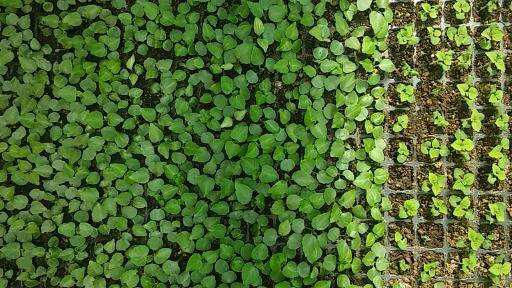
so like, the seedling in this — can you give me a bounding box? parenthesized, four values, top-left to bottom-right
(397, 142, 410, 164)
(420, 261, 439, 283)
(397, 24, 420, 46)
(462, 252, 478, 274)
(457, 48, 473, 70)
(432, 110, 448, 128)
(394, 231, 408, 250)
(487, 139, 509, 184)
(436, 50, 454, 72)
(446, 25, 471, 47)
(489, 256, 511, 284)
(401, 62, 419, 78)
(468, 228, 485, 250)
(479, 23, 504, 50)
(419, 3, 440, 21)
(451, 129, 474, 160)
(453, 0, 471, 20)
(449, 195, 474, 220)
(399, 198, 420, 218)
(420, 138, 449, 160)
(396, 83, 415, 104)
(457, 80, 478, 106)
(393, 114, 409, 133)
(486, 51, 506, 73)
(421, 172, 447, 196)
(428, 27, 442, 45)
(430, 197, 448, 217)
(487, 202, 507, 223)
(469, 108, 484, 132)
(452, 168, 475, 195)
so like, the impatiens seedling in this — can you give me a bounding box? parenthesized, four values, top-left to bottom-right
(421, 261, 439, 282)
(393, 114, 409, 133)
(479, 23, 504, 50)
(436, 50, 454, 72)
(394, 231, 408, 250)
(462, 252, 478, 274)
(430, 197, 448, 217)
(449, 195, 475, 220)
(489, 256, 511, 284)
(486, 51, 506, 73)
(432, 111, 448, 128)
(487, 202, 507, 223)
(399, 198, 420, 218)
(396, 142, 410, 164)
(428, 27, 442, 45)
(419, 3, 440, 21)
(401, 62, 419, 78)
(420, 138, 449, 160)
(451, 130, 474, 159)
(397, 24, 419, 46)
(422, 172, 447, 196)
(396, 83, 415, 104)
(446, 25, 471, 47)
(453, 0, 471, 19)
(452, 168, 475, 194)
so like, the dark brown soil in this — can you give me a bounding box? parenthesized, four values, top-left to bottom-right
(417, 194, 439, 220)
(417, 222, 445, 248)
(389, 165, 416, 190)
(447, 220, 471, 248)
(389, 249, 416, 275)
(392, 2, 418, 27)
(473, 0, 502, 23)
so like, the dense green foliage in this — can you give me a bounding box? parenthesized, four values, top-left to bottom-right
(0, 0, 393, 287)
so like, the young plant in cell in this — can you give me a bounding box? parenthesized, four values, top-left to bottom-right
(456, 48, 473, 70)
(396, 83, 415, 104)
(432, 110, 448, 128)
(396, 142, 410, 164)
(397, 24, 420, 46)
(393, 114, 409, 133)
(452, 168, 475, 195)
(457, 80, 478, 106)
(451, 130, 474, 160)
(394, 231, 408, 250)
(488, 86, 505, 110)
(462, 252, 478, 275)
(419, 3, 440, 21)
(401, 62, 419, 78)
(485, 50, 506, 74)
(420, 138, 449, 160)
(494, 112, 509, 132)
(421, 172, 447, 196)
(446, 25, 471, 47)
(436, 50, 454, 72)
(430, 197, 448, 217)
(453, 0, 471, 20)
(487, 202, 507, 223)
(428, 27, 442, 45)
(468, 228, 485, 250)
(420, 261, 439, 283)
(489, 256, 512, 284)
(449, 195, 474, 220)
(398, 198, 420, 219)
(468, 108, 484, 132)
(485, 0, 500, 14)
(399, 260, 411, 272)
(487, 138, 509, 184)
(479, 23, 504, 50)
